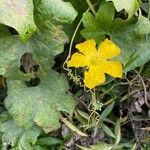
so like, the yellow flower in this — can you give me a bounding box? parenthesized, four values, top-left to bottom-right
(67, 39, 122, 89)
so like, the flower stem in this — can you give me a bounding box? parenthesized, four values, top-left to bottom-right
(85, 0, 96, 16)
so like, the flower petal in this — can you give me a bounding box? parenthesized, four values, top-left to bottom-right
(84, 67, 106, 89)
(67, 53, 89, 68)
(76, 40, 97, 56)
(98, 39, 120, 59)
(100, 60, 122, 78)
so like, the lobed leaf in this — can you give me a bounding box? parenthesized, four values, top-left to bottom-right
(0, 19, 68, 76)
(0, 0, 37, 42)
(0, 35, 54, 77)
(5, 70, 75, 133)
(36, 0, 78, 24)
(106, 0, 140, 18)
(81, 2, 150, 72)
(0, 0, 75, 76)
(0, 114, 40, 149)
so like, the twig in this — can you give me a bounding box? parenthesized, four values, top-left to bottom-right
(128, 109, 140, 143)
(134, 70, 150, 109)
(127, 84, 140, 144)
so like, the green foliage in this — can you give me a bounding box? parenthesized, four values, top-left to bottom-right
(101, 102, 115, 119)
(142, 62, 150, 77)
(0, 0, 37, 42)
(78, 142, 114, 150)
(37, 0, 77, 24)
(36, 137, 62, 146)
(0, 112, 41, 149)
(0, 0, 77, 148)
(0, 0, 149, 149)
(101, 123, 115, 138)
(81, 2, 150, 72)
(106, 0, 140, 18)
(114, 119, 121, 145)
(5, 71, 75, 133)
(78, 119, 134, 150)
(0, 35, 53, 76)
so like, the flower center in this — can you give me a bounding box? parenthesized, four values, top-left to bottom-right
(89, 53, 105, 66)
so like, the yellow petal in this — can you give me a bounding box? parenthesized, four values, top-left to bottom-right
(75, 40, 97, 56)
(84, 67, 106, 89)
(99, 60, 122, 78)
(67, 53, 89, 68)
(98, 39, 120, 59)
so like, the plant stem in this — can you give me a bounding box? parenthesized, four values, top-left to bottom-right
(85, 0, 96, 16)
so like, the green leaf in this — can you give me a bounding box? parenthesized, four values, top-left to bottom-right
(37, 0, 77, 24)
(0, 0, 37, 42)
(62, 0, 88, 39)
(0, 25, 11, 37)
(33, 145, 49, 150)
(37, 137, 62, 146)
(141, 2, 148, 13)
(106, 0, 140, 18)
(77, 142, 113, 150)
(101, 102, 115, 119)
(0, 0, 71, 76)
(76, 109, 90, 120)
(0, 35, 54, 77)
(62, 117, 87, 137)
(142, 62, 150, 78)
(101, 123, 116, 138)
(81, 3, 150, 72)
(33, 0, 77, 46)
(131, 143, 137, 150)
(64, 0, 88, 17)
(5, 70, 75, 133)
(34, 20, 68, 56)
(115, 119, 121, 145)
(0, 114, 40, 149)
(34, 1, 70, 56)
(0, 20, 68, 76)
(133, 16, 150, 35)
